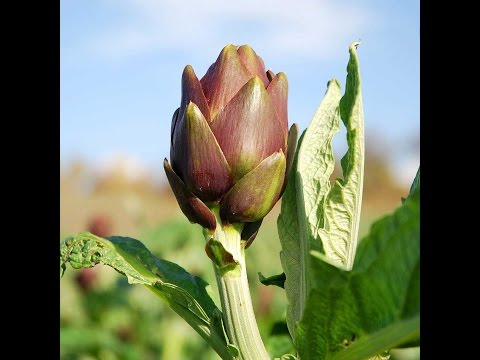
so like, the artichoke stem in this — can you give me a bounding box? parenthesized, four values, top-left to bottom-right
(205, 207, 270, 360)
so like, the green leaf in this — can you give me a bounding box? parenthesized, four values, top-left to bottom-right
(278, 131, 306, 341)
(278, 42, 365, 344)
(316, 41, 365, 271)
(60, 233, 234, 360)
(296, 179, 420, 360)
(329, 317, 419, 360)
(296, 78, 342, 260)
(258, 272, 286, 288)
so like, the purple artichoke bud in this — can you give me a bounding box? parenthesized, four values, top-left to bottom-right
(165, 44, 298, 231)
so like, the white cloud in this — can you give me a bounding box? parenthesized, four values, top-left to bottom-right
(82, 0, 375, 62)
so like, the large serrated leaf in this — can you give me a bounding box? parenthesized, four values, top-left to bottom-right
(279, 43, 365, 345)
(60, 233, 234, 360)
(296, 173, 420, 360)
(296, 79, 342, 258)
(317, 41, 364, 270)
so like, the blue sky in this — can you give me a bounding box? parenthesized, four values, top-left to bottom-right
(61, 0, 419, 186)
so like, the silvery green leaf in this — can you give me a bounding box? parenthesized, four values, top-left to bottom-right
(278, 43, 365, 343)
(296, 178, 420, 360)
(316, 41, 365, 270)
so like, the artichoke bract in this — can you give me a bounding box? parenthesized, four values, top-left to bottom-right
(164, 44, 298, 238)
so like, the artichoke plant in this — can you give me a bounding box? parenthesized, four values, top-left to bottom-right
(164, 44, 298, 244)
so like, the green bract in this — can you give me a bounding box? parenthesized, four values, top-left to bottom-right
(165, 44, 298, 239)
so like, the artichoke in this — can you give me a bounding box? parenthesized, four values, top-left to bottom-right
(164, 44, 298, 241)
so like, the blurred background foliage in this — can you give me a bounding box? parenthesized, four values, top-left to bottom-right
(60, 145, 419, 360)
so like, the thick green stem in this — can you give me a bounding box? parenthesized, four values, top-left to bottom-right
(205, 209, 270, 360)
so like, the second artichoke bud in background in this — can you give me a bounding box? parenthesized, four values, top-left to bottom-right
(164, 44, 298, 243)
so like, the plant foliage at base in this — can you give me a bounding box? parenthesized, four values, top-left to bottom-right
(60, 233, 235, 360)
(296, 172, 420, 360)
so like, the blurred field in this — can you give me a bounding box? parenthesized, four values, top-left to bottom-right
(60, 154, 418, 360)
